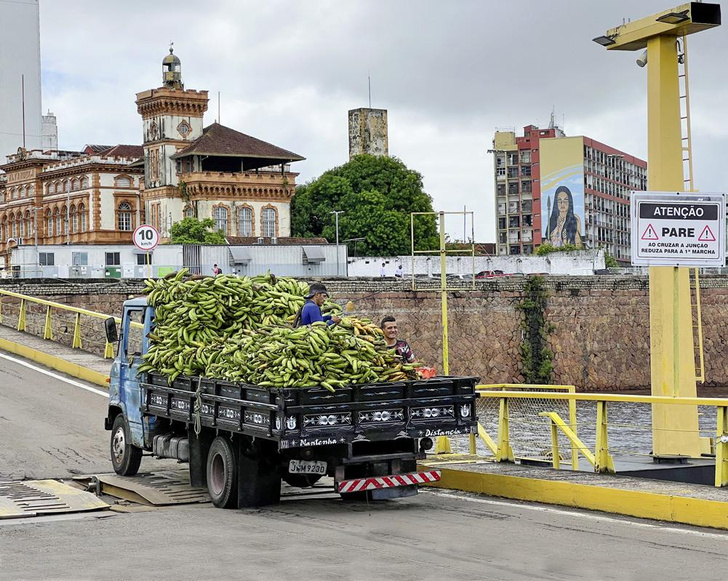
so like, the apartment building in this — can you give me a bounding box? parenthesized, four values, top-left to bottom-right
(491, 125, 647, 262)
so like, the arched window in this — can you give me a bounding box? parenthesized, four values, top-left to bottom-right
(237, 206, 253, 237)
(262, 207, 276, 237)
(62, 205, 69, 234)
(24, 211, 31, 237)
(213, 206, 228, 234)
(79, 203, 87, 232)
(118, 202, 133, 231)
(70, 205, 77, 233)
(54, 208, 61, 236)
(184, 205, 195, 219)
(63, 180, 70, 193)
(19, 214, 25, 238)
(71, 179, 79, 191)
(11, 214, 18, 238)
(115, 176, 131, 188)
(45, 210, 52, 237)
(81, 176, 89, 189)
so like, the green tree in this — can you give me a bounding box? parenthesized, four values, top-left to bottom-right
(604, 253, 619, 268)
(535, 242, 580, 256)
(291, 155, 438, 255)
(169, 218, 226, 245)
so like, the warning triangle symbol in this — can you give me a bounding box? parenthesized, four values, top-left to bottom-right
(698, 225, 716, 242)
(641, 224, 659, 241)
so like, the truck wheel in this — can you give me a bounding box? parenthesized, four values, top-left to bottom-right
(283, 474, 322, 488)
(110, 414, 142, 476)
(207, 437, 238, 509)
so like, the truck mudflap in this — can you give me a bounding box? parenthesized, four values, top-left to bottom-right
(337, 469, 441, 494)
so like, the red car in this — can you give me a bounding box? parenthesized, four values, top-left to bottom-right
(475, 270, 506, 279)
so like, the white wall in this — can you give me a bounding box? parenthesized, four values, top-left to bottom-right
(347, 250, 606, 277)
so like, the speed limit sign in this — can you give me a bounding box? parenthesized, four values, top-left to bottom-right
(133, 224, 159, 251)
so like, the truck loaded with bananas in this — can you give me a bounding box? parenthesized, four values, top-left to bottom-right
(104, 269, 478, 509)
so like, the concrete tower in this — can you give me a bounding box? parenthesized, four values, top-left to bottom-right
(0, 0, 43, 161)
(348, 108, 388, 159)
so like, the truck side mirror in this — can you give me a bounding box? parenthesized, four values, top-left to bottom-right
(104, 317, 118, 344)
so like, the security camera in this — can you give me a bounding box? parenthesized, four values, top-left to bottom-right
(636, 50, 648, 68)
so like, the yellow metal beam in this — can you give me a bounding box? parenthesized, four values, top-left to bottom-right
(602, 2, 720, 51)
(539, 411, 596, 468)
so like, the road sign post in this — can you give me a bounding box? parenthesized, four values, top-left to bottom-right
(632, 192, 726, 267)
(133, 225, 160, 278)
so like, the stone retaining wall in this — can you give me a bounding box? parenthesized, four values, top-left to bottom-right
(2, 276, 726, 390)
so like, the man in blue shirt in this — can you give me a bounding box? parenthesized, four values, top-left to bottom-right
(296, 283, 341, 326)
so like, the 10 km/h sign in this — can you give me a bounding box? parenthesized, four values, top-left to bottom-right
(631, 192, 726, 267)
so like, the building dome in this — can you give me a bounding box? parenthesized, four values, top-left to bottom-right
(162, 47, 181, 67)
(162, 46, 183, 89)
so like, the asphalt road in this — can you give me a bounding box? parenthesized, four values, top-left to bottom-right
(2, 352, 728, 580)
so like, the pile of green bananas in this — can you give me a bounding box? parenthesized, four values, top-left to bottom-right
(139, 270, 419, 388)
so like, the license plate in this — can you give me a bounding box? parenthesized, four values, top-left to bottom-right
(289, 459, 327, 475)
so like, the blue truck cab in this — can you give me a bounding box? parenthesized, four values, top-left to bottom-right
(104, 297, 479, 509)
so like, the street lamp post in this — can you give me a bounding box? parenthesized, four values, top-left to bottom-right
(330, 210, 344, 277)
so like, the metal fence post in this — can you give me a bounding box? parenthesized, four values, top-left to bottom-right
(43, 305, 53, 340)
(595, 400, 615, 473)
(568, 387, 579, 470)
(496, 397, 514, 462)
(17, 299, 26, 332)
(715, 406, 728, 487)
(72, 312, 82, 349)
(549, 420, 561, 469)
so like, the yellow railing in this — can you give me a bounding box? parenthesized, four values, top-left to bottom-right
(0, 289, 142, 358)
(475, 384, 579, 469)
(479, 390, 728, 487)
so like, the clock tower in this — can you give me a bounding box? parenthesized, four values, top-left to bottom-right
(135, 47, 208, 234)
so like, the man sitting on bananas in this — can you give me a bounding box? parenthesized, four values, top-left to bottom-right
(295, 282, 342, 327)
(380, 315, 416, 363)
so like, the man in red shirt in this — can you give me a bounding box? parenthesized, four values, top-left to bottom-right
(380, 315, 415, 363)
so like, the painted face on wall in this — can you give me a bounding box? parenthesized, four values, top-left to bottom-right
(557, 191, 569, 214)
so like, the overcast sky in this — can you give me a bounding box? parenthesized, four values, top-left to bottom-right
(35, 0, 728, 241)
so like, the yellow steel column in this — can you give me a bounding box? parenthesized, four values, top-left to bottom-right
(647, 35, 700, 457)
(439, 211, 449, 375)
(434, 211, 452, 454)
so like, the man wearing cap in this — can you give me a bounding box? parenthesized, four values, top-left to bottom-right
(296, 282, 342, 326)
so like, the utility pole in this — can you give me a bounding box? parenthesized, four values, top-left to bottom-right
(330, 210, 344, 277)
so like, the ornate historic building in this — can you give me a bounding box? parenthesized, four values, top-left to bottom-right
(137, 48, 304, 240)
(0, 145, 144, 266)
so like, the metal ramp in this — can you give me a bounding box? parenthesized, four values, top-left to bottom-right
(0, 479, 109, 520)
(76, 470, 210, 506)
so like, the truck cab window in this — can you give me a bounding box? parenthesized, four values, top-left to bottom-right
(126, 309, 145, 357)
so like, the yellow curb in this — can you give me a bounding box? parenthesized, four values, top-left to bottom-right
(422, 466, 728, 530)
(0, 337, 110, 388)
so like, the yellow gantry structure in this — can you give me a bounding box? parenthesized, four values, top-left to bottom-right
(596, 3, 720, 457)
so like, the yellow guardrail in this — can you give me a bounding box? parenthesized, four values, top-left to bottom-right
(476, 384, 578, 469)
(0, 289, 142, 358)
(479, 390, 728, 487)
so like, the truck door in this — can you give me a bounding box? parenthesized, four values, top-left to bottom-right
(119, 306, 146, 447)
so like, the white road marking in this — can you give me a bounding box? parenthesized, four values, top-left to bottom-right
(0, 352, 108, 397)
(424, 489, 728, 539)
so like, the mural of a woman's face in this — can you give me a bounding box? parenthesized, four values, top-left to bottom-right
(557, 191, 569, 215)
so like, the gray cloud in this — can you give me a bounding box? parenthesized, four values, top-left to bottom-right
(38, 0, 728, 240)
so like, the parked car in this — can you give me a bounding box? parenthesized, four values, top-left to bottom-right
(474, 270, 506, 279)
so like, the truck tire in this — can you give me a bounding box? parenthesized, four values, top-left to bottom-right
(283, 474, 322, 488)
(207, 437, 238, 509)
(110, 414, 142, 476)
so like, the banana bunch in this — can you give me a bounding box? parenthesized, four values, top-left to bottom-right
(140, 270, 420, 387)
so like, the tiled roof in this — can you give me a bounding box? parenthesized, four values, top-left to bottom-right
(172, 123, 304, 162)
(226, 236, 328, 246)
(98, 145, 144, 159)
(83, 144, 113, 154)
